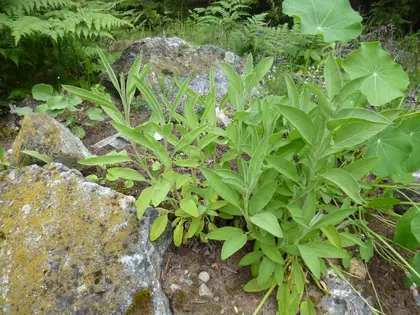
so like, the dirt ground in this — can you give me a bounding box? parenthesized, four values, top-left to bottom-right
(1, 108, 419, 315)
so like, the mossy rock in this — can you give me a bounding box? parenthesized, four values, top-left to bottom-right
(0, 163, 171, 314)
(11, 113, 90, 168)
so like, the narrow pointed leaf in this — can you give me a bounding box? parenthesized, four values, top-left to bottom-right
(320, 169, 362, 204)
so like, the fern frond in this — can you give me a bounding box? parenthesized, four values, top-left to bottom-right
(2, 0, 76, 16)
(9, 16, 57, 44)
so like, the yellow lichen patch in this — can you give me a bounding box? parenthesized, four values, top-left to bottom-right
(11, 114, 62, 166)
(0, 164, 140, 314)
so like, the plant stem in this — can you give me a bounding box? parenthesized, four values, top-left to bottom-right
(370, 229, 420, 280)
(252, 283, 276, 315)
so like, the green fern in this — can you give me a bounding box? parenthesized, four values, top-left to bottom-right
(2, 0, 75, 16)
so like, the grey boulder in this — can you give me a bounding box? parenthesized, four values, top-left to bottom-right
(11, 113, 90, 168)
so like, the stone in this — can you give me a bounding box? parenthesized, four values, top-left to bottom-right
(198, 283, 212, 297)
(320, 269, 372, 315)
(92, 133, 130, 150)
(348, 258, 367, 279)
(11, 113, 90, 168)
(101, 37, 244, 100)
(0, 163, 172, 314)
(198, 271, 210, 283)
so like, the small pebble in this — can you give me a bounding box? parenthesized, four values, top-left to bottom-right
(198, 271, 210, 283)
(181, 278, 193, 286)
(170, 284, 181, 292)
(198, 283, 213, 297)
(214, 297, 219, 302)
(184, 270, 189, 275)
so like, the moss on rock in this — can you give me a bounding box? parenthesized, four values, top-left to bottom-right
(126, 289, 153, 315)
(0, 163, 171, 314)
(11, 113, 90, 168)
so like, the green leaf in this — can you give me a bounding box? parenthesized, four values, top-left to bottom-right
(32, 83, 54, 101)
(394, 207, 420, 250)
(342, 157, 379, 179)
(367, 197, 401, 208)
(63, 85, 125, 125)
(219, 62, 244, 94)
(311, 208, 357, 230)
(150, 213, 168, 241)
(133, 76, 165, 123)
(136, 186, 153, 220)
(327, 108, 392, 130)
(249, 181, 277, 215)
(300, 299, 316, 315)
(247, 137, 268, 186)
(207, 226, 244, 241)
(246, 57, 273, 91)
(243, 277, 276, 293)
(412, 213, 420, 244)
(108, 167, 146, 182)
(87, 108, 105, 121)
(304, 83, 332, 114)
(342, 42, 409, 106)
(265, 155, 299, 182)
(324, 53, 342, 100)
(283, 0, 362, 43)
(331, 122, 388, 151)
(321, 225, 342, 248)
(72, 126, 85, 139)
(365, 126, 412, 177)
(221, 232, 247, 260)
(79, 154, 132, 166)
(152, 181, 171, 207)
(360, 239, 374, 262)
(275, 105, 315, 145)
(285, 75, 299, 108)
(320, 169, 362, 204)
(261, 242, 285, 264)
(239, 251, 263, 266)
(400, 116, 420, 172)
(298, 245, 321, 278)
(258, 257, 275, 285)
(201, 168, 240, 207)
(174, 124, 209, 153)
(186, 217, 201, 238)
(174, 221, 184, 247)
(250, 212, 283, 238)
(180, 199, 199, 217)
(21, 150, 53, 164)
(97, 47, 120, 93)
(302, 241, 348, 258)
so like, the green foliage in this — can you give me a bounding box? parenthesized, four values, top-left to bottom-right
(11, 83, 104, 138)
(0, 0, 130, 101)
(282, 0, 363, 43)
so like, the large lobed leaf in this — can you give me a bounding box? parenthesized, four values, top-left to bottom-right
(343, 42, 409, 106)
(282, 0, 362, 43)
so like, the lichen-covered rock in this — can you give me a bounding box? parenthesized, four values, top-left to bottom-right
(11, 113, 90, 168)
(101, 37, 244, 98)
(0, 163, 171, 314)
(320, 270, 372, 315)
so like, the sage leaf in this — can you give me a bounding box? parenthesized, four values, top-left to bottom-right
(221, 232, 247, 260)
(152, 181, 171, 207)
(150, 214, 168, 241)
(250, 212, 283, 238)
(320, 169, 362, 204)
